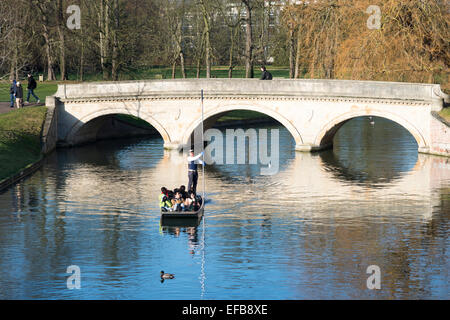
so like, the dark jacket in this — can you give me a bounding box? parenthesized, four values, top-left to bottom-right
(27, 76, 37, 90)
(10, 81, 17, 94)
(260, 70, 273, 80)
(15, 86, 23, 99)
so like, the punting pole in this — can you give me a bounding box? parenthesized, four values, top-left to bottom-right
(200, 89, 206, 299)
(201, 89, 205, 200)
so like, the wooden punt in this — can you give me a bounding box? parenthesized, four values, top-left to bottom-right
(160, 201, 204, 227)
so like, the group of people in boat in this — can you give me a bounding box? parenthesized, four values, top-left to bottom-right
(160, 149, 205, 213)
(159, 186, 202, 212)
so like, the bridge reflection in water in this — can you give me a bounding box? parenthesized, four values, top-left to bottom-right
(0, 117, 448, 299)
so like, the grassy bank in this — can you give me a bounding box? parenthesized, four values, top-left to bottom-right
(438, 107, 450, 123)
(0, 106, 47, 181)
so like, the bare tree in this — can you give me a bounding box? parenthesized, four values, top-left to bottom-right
(34, 0, 56, 80)
(56, 0, 66, 80)
(214, 0, 242, 78)
(241, 0, 254, 78)
(199, 0, 212, 78)
(0, 0, 446, 90)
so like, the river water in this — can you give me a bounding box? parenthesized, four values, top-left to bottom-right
(0, 117, 448, 299)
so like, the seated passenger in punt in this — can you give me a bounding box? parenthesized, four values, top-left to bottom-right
(184, 191, 201, 212)
(159, 187, 172, 211)
(160, 186, 202, 212)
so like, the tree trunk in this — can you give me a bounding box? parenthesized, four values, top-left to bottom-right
(172, 60, 176, 79)
(243, 2, 253, 78)
(179, 0, 186, 79)
(196, 31, 203, 79)
(310, 38, 319, 79)
(294, 27, 302, 79)
(200, 0, 211, 78)
(228, 27, 236, 79)
(196, 56, 201, 78)
(177, 20, 186, 78)
(289, 28, 295, 79)
(99, 0, 110, 80)
(111, 0, 120, 81)
(204, 27, 211, 78)
(57, 0, 66, 80)
(43, 27, 56, 81)
(57, 28, 66, 80)
(180, 50, 186, 78)
(10, 37, 17, 80)
(80, 40, 84, 81)
(9, 60, 15, 81)
(36, 2, 55, 81)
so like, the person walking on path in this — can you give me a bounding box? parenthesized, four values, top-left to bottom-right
(259, 66, 273, 80)
(187, 149, 204, 194)
(26, 73, 40, 104)
(15, 82, 24, 108)
(9, 80, 17, 108)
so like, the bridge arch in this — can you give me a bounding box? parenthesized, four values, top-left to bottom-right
(181, 103, 304, 146)
(65, 107, 171, 146)
(314, 110, 429, 151)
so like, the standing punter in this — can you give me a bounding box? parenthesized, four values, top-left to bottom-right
(187, 149, 204, 194)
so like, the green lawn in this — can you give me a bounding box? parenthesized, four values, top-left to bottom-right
(115, 114, 155, 128)
(0, 82, 58, 102)
(0, 106, 47, 181)
(439, 107, 450, 123)
(216, 110, 270, 123)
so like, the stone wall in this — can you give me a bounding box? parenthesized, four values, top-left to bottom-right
(41, 96, 58, 155)
(430, 112, 450, 157)
(55, 79, 445, 110)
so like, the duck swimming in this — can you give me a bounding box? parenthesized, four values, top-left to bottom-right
(161, 270, 175, 279)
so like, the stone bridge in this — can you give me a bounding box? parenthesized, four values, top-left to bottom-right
(47, 79, 450, 156)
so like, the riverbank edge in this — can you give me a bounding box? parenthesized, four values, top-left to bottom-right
(0, 155, 45, 193)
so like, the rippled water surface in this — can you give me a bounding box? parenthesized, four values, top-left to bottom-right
(0, 117, 448, 299)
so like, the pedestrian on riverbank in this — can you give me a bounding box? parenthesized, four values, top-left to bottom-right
(260, 66, 273, 80)
(26, 73, 40, 104)
(9, 79, 17, 108)
(15, 82, 24, 108)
